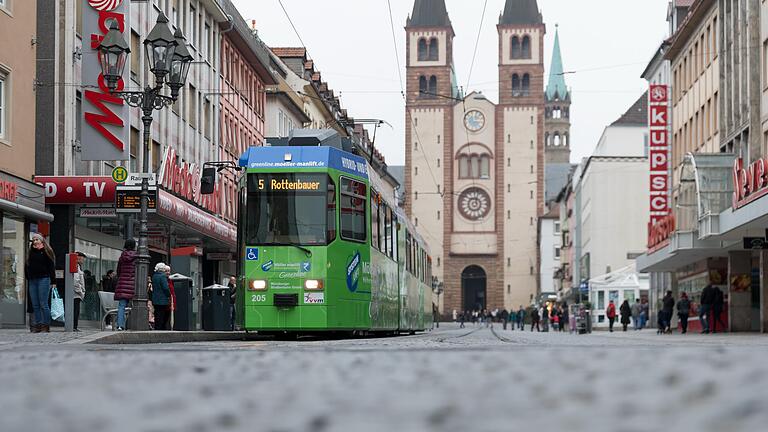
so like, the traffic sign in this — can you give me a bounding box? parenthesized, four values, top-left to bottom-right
(115, 185, 158, 213)
(125, 173, 158, 186)
(111, 166, 128, 184)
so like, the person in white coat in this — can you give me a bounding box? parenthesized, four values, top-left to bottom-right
(73, 252, 87, 332)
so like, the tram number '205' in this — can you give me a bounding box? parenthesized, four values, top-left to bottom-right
(251, 294, 267, 303)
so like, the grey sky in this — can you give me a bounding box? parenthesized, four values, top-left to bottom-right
(233, 0, 670, 165)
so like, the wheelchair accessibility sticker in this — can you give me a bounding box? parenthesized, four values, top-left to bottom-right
(246, 248, 259, 261)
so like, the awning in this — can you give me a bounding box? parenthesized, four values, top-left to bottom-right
(0, 197, 54, 222)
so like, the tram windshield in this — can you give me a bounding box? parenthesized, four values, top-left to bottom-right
(246, 173, 335, 246)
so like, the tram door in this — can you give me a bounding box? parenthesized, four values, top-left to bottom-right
(462, 266, 486, 312)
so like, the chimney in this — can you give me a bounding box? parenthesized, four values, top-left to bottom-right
(251, 19, 258, 36)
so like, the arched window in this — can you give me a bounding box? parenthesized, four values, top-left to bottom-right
(545, 132, 549, 146)
(428, 37, 439, 61)
(419, 76, 427, 96)
(512, 74, 521, 97)
(480, 155, 490, 179)
(553, 133, 561, 146)
(418, 38, 428, 61)
(522, 74, 530, 96)
(511, 36, 521, 59)
(521, 36, 531, 59)
(459, 155, 469, 178)
(470, 155, 480, 178)
(563, 134, 568, 147)
(428, 75, 437, 95)
(563, 107, 569, 119)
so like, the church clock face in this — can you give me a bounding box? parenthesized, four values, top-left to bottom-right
(458, 187, 491, 221)
(463, 110, 486, 132)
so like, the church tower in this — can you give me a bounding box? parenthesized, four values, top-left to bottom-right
(544, 26, 571, 165)
(496, 0, 546, 308)
(405, 0, 456, 311)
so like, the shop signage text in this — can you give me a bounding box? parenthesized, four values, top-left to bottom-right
(647, 213, 675, 252)
(732, 157, 768, 209)
(35, 176, 118, 204)
(81, 0, 130, 161)
(159, 147, 221, 215)
(79, 207, 117, 218)
(743, 237, 768, 250)
(0, 180, 18, 202)
(115, 185, 158, 213)
(648, 84, 670, 223)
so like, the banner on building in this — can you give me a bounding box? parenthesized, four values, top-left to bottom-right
(647, 84, 671, 250)
(81, 0, 130, 161)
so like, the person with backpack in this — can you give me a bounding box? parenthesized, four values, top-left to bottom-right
(661, 290, 675, 334)
(606, 300, 617, 332)
(676, 292, 691, 334)
(619, 300, 632, 332)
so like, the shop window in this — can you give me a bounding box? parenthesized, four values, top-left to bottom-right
(340, 177, 367, 242)
(0, 217, 26, 325)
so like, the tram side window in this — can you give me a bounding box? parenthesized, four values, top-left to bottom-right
(392, 215, 398, 262)
(384, 206, 393, 258)
(379, 202, 387, 253)
(371, 189, 380, 250)
(340, 177, 367, 242)
(327, 180, 337, 241)
(405, 232, 412, 272)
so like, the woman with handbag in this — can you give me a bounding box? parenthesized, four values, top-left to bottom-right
(25, 233, 56, 333)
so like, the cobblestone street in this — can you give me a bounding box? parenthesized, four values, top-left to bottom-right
(1, 324, 767, 432)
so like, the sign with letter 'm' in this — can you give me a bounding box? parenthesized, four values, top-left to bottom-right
(81, 0, 130, 161)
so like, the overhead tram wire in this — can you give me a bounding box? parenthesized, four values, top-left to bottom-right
(465, 0, 488, 91)
(278, 0, 307, 49)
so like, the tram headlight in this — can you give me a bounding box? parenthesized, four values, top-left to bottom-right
(249, 279, 268, 291)
(304, 279, 323, 290)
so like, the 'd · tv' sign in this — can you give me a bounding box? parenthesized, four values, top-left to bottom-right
(648, 84, 670, 224)
(81, 0, 130, 161)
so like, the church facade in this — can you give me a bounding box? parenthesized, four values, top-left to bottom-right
(405, 0, 570, 313)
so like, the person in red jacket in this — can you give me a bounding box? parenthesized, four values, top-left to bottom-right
(606, 300, 617, 332)
(114, 239, 137, 331)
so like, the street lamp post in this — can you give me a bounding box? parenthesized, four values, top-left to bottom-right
(98, 14, 193, 330)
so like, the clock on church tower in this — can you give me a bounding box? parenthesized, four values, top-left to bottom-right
(463, 110, 486, 132)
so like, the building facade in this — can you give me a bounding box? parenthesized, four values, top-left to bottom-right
(405, 0, 546, 313)
(538, 207, 560, 295)
(0, 0, 54, 327)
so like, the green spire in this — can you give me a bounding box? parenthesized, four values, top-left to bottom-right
(546, 26, 568, 101)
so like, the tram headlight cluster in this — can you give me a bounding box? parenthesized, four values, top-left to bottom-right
(249, 280, 268, 291)
(304, 279, 324, 290)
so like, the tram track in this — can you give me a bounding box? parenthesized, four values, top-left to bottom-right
(489, 325, 545, 346)
(434, 325, 484, 343)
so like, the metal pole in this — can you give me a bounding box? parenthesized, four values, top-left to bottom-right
(64, 254, 74, 332)
(128, 88, 154, 331)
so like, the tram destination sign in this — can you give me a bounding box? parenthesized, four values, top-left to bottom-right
(115, 185, 158, 213)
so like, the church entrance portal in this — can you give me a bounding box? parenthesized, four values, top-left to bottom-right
(462, 265, 487, 311)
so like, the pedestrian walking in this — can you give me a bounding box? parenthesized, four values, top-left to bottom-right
(113, 239, 137, 331)
(606, 300, 617, 332)
(459, 311, 465, 328)
(509, 308, 517, 331)
(26, 233, 56, 333)
(677, 292, 691, 334)
(699, 282, 715, 334)
(630, 299, 642, 330)
(560, 304, 569, 333)
(452, 309, 457, 322)
(552, 312, 560, 331)
(530, 307, 540, 332)
(712, 286, 725, 333)
(152, 263, 171, 330)
(500, 308, 509, 330)
(73, 251, 87, 332)
(661, 290, 675, 334)
(164, 264, 176, 329)
(146, 276, 154, 330)
(517, 306, 526, 330)
(228, 276, 237, 330)
(640, 299, 649, 329)
(541, 306, 549, 332)
(619, 300, 631, 332)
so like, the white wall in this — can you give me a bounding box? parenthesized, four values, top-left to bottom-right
(580, 159, 649, 279)
(539, 218, 561, 294)
(593, 125, 648, 157)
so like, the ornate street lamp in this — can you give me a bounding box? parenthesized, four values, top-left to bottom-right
(143, 12, 177, 85)
(168, 28, 193, 99)
(97, 21, 130, 93)
(96, 11, 193, 331)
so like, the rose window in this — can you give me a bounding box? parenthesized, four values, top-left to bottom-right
(458, 188, 491, 221)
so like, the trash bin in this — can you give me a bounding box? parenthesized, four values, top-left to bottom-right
(170, 274, 195, 331)
(202, 284, 231, 331)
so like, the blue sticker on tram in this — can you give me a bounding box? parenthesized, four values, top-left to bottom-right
(346, 252, 361, 292)
(261, 260, 273, 272)
(301, 262, 311, 272)
(246, 248, 259, 261)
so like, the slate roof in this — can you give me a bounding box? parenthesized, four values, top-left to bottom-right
(406, 0, 451, 28)
(500, 0, 543, 25)
(610, 92, 648, 126)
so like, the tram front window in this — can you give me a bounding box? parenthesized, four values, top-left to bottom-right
(247, 173, 334, 246)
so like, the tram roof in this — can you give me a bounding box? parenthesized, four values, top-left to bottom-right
(239, 145, 369, 179)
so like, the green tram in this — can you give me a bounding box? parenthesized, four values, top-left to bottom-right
(235, 143, 433, 334)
